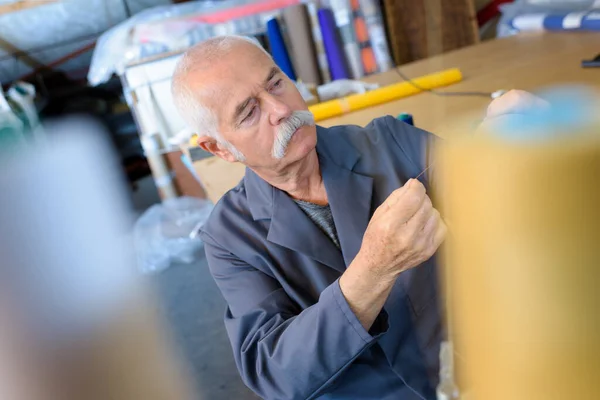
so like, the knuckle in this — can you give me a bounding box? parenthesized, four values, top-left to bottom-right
(424, 239, 438, 256)
(425, 193, 433, 205)
(414, 236, 428, 252)
(419, 240, 432, 256)
(425, 247, 436, 261)
(424, 215, 437, 234)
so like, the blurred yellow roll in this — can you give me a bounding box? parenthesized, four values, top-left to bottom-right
(309, 68, 463, 122)
(439, 133, 600, 400)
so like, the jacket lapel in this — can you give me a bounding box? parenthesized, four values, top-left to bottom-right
(244, 165, 345, 273)
(267, 188, 346, 272)
(320, 153, 374, 267)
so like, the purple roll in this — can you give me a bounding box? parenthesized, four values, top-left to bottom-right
(317, 8, 350, 80)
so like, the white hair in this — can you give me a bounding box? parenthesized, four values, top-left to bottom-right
(171, 35, 271, 161)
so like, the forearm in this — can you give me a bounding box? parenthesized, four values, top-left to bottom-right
(229, 281, 388, 399)
(339, 255, 397, 331)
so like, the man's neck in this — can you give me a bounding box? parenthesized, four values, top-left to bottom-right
(254, 150, 328, 205)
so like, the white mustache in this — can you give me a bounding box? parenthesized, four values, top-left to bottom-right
(272, 110, 315, 159)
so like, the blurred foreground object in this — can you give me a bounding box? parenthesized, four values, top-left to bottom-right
(0, 81, 41, 151)
(0, 119, 196, 400)
(439, 87, 600, 400)
(134, 196, 213, 274)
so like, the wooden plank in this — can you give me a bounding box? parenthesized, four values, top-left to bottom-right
(382, 0, 479, 66)
(325, 32, 600, 136)
(441, 0, 479, 51)
(0, 0, 59, 16)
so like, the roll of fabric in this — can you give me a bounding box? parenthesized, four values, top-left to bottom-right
(309, 68, 462, 121)
(360, 0, 393, 72)
(318, 8, 350, 80)
(307, 2, 331, 83)
(328, 0, 364, 78)
(282, 4, 322, 85)
(510, 10, 600, 32)
(267, 17, 297, 81)
(350, 0, 378, 75)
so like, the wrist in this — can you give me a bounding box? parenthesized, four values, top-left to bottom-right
(349, 251, 398, 287)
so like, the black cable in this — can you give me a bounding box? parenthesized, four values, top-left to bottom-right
(394, 67, 493, 98)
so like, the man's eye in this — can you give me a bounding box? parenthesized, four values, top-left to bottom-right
(271, 79, 283, 89)
(243, 106, 257, 122)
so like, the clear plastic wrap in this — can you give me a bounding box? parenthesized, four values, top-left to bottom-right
(497, 0, 596, 37)
(0, 0, 123, 85)
(133, 196, 213, 274)
(88, 0, 295, 86)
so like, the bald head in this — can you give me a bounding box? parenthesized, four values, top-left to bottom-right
(171, 36, 272, 140)
(174, 35, 270, 77)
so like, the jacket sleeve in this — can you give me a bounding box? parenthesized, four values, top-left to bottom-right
(202, 232, 389, 400)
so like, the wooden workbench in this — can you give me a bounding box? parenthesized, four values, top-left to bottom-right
(193, 32, 600, 203)
(322, 31, 600, 136)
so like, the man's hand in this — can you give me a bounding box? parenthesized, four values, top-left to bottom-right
(478, 89, 550, 134)
(357, 178, 446, 281)
(339, 179, 446, 330)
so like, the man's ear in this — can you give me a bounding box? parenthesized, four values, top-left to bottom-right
(196, 135, 238, 163)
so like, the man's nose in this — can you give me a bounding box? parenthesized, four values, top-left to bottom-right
(264, 93, 292, 125)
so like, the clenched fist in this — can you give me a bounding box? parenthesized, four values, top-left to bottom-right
(356, 178, 446, 281)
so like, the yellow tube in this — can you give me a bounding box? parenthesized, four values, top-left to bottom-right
(309, 68, 463, 122)
(440, 134, 600, 400)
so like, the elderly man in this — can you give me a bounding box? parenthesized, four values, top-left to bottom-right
(171, 35, 530, 400)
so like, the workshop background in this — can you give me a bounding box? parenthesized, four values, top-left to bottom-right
(1, 0, 599, 399)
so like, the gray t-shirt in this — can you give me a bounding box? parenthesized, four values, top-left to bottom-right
(294, 199, 340, 249)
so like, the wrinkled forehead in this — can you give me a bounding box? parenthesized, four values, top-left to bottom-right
(190, 49, 276, 126)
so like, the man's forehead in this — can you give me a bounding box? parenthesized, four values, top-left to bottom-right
(184, 47, 276, 120)
(185, 65, 235, 110)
